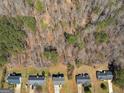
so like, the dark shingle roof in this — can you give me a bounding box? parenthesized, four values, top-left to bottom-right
(28, 75, 45, 80)
(96, 70, 113, 80)
(52, 73, 64, 85)
(6, 73, 21, 84)
(28, 75, 45, 86)
(76, 73, 91, 86)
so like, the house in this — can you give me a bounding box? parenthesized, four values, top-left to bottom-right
(28, 74, 45, 86)
(96, 70, 113, 80)
(76, 73, 91, 87)
(52, 73, 64, 85)
(6, 72, 21, 85)
(52, 73, 64, 93)
(0, 89, 13, 93)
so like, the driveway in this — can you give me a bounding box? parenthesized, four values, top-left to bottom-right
(54, 85, 62, 93)
(29, 85, 34, 93)
(77, 84, 83, 93)
(15, 84, 21, 93)
(108, 80, 113, 93)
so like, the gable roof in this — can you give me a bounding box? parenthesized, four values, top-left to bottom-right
(76, 73, 91, 86)
(28, 75, 45, 86)
(52, 73, 64, 85)
(96, 70, 113, 80)
(6, 73, 21, 84)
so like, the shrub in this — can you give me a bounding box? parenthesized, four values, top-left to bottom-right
(94, 31, 109, 43)
(84, 87, 91, 93)
(67, 35, 77, 44)
(75, 59, 82, 68)
(100, 83, 107, 90)
(35, 0, 44, 12)
(64, 32, 85, 48)
(67, 63, 74, 79)
(64, 32, 77, 44)
(42, 70, 51, 78)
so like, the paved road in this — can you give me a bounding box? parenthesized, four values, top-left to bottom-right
(77, 84, 83, 93)
(15, 84, 21, 93)
(108, 80, 113, 93)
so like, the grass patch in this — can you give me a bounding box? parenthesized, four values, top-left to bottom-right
(64, 32, 85, 49)
(44, 51, 58, 64)
(26, 0, 33, 6)
(114, 69, 124, 88)
(35, 0, 44, 12)
(0, 56, 7, 65)
(67, 35, 77, 44)
(77, 41, 85, 49)
(96, 16, 115, 31)
(35, 85, 43, 92)
(108, 0, 117, 6)
(40, 19, 48, 30)
(100, 82, 109, 93)
(22, 16, 36, 32)
(67, 63, 74, 80)
(0, 67, 7, 88)
(43, 46, 58, 64)
(94, 31, 109, 43)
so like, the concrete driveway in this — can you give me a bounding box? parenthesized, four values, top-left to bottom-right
(15, 84, 21, 93)
(54, 85, 62, 93)
(77, 84, 83, 93)
(108, 80, 113, 93)
(29, 85, 34, 93)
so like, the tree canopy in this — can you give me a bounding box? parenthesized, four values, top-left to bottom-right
(0, 16, 27, 65)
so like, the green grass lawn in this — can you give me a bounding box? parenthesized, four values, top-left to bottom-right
(35, 0, 44, 12)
